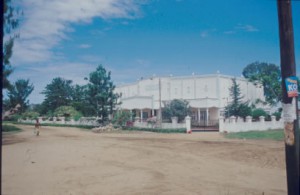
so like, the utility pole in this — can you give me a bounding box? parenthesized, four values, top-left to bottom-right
(159, 77, 162, 127)
(277, 1, 299, 194)
(0, 0, 3, 192)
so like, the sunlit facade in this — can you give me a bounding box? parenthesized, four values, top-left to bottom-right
(115, 74, 265, 126)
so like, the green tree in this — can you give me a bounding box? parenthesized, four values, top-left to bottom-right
(162, 99, 190, 122)
(70, 84, 92, 116)
(21, 111, 40, 120)
(242, 62, 281, 105)
(86, 65, 120, 120)
(54, 106, 83, 121)
(41, 77, 74, 114)
(3, 0, 21, 89)
(225, 78, 251, 118)
(7, 79, 34, 113)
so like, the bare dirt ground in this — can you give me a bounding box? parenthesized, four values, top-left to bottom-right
(2, 125, 287, 195)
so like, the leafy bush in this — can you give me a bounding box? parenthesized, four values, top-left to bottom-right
(162, 99, 191, 122)
(4, 114, 22, 121)
(21, 111, 40, 120)
(2, 124, 22, 132)
(112, 112, 132, 127)
(54, 106, 83, 121)
(252, 108, 267, 120)
(272, 111, 281, 120)
(122, 126, 186, 133)
(147, 117, 157, 128)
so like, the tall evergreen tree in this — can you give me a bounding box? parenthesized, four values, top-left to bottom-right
(41, 77, 73, 114)
(229, 78, 243, 106)
(225, 78, 251, 118)
(86, 65, 120, 120)
(3, 0, 21, 89)
(70, 84, 93, 116)
(7, 79, 34, 113)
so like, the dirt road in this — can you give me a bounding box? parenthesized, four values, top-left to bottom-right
(2, 125, 287, 195)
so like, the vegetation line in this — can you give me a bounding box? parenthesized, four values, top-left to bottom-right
(2, 124, 22, 132)
(224, 129, 284, 141)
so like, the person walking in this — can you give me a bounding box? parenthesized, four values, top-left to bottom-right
(34, 119, 40, 136)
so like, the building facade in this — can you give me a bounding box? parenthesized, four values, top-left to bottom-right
(115, 74, 265, 127)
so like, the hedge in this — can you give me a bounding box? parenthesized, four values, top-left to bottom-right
(122, 126, 186, 133)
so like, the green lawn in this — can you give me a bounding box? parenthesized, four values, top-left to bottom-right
(2, 124, 22, 132)
(224, 129, 284, 141)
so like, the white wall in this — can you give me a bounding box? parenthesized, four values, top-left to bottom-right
(219, 116, 283, 133)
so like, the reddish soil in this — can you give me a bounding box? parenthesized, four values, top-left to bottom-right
(2, 125, 287, 194)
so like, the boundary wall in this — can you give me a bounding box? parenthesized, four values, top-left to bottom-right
(219, 116, 283, 133)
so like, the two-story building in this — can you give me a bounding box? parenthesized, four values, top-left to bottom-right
(115, 74, 265, 127)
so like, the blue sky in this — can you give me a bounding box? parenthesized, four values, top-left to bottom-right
(8, 0, 300, 104)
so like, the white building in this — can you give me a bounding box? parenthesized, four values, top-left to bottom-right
(115, 74, 265, 127)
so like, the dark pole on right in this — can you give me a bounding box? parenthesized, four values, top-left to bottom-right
(277, 0, 299, 194)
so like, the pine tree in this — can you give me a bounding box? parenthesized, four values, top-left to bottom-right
(41, 77, 74, 113)
(7, 79, 34, 113)
(86, 65, 120, 121)
(225, 78, 251, 118)
(230, 78, 243, 106)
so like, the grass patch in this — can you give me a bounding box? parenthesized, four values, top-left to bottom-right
(122, 126, 186, 133)
(10, 122, 95, 130)
(224, 129, 284, 141)
(2, 124, 22, 132)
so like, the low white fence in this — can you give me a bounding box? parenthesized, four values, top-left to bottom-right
(133, 116, 187, 129)
(133, 121, 186, 129)
(219, 116, 283, 133)
(18, 117, 100, 126)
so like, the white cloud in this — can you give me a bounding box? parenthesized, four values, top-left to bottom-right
(223, 30, 236, 34)
(79, 44, 91, 49)
(224, 24, 259, 35)
(135, 58, 150, 67)
(200, 29, 217, 38)
(12, 0, 142, 65)
(235, 24, 259, 32)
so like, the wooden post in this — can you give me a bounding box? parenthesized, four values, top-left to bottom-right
(277, 0, 299, 194)
(0, 0, 4, 192)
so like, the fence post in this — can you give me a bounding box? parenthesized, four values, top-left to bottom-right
(185, 116, 191, 134)
(246, 116, 252, 123)
(171, 117, 178, 128)
(219, 116, 224, 133)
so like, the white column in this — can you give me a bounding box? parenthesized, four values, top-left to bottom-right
(206, 108, 209, 126)
(185, 116, 191, 133)
(151, 95, 154, 117)
(140, 109, 143, 121)
(198, 108, 201, 123)
(130, 110, 133, 121)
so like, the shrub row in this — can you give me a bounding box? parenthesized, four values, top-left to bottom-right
(8, 122, 185, 133)
(122, 126, 186, 133)
(11, 122, 94, 130)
